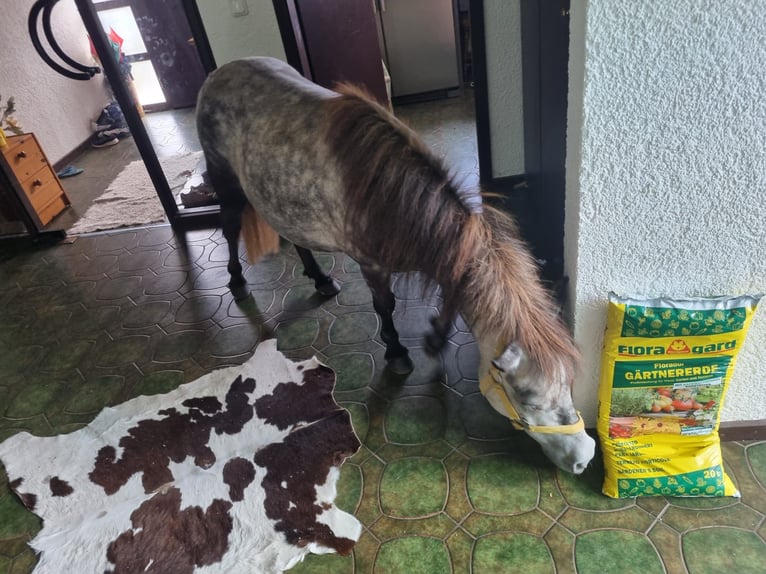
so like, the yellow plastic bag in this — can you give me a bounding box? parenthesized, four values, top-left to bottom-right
(598, 293, 761, 498)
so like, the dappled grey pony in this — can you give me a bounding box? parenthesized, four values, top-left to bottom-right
(196, 57, 594, 474)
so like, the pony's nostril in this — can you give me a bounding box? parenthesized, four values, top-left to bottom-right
(573, 461, 587, 474)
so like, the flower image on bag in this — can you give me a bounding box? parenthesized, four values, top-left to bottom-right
(597, 293, 761, 498)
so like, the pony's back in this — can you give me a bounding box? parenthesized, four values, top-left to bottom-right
(196, 57, 349, 255)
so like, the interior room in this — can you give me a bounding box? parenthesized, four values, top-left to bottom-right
(0, 1, 764, 573)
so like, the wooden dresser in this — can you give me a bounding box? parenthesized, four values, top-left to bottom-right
(0, 133, 71, 227)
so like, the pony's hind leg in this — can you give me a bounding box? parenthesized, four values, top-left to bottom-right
(205, 162, 249, 300)
(221, 200, 249, 301)
(295, 246, 341, 296)
(361, 266, 414, 375)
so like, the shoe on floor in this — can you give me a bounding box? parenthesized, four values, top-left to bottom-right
(180, 183, 218, 208)
(56, 165, 84, 178)
(90, 133, 119, 148)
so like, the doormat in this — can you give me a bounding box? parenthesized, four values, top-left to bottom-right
(67, 151, 202, 235)
(0, 340, 362, 573)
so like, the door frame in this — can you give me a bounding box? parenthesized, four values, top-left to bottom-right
(271, 0, 570, 281)
(73, 0, 220, 231)
(272, 0, 494, 183)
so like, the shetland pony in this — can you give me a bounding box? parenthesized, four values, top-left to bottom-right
(196, 57, 594, 474)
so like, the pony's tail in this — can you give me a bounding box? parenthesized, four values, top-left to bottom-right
(241, 203, 281, 263)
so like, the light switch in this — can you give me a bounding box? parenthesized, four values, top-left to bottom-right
(229, 0, 249, 17)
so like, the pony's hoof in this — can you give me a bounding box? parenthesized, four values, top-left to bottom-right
(230, 283, 250, 301)
(316, 278, 341, 297)
(386, 354, 414, 376)
(424, 332, 447, 356)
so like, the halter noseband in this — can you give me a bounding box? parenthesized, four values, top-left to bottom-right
(479, 361, 585, 435)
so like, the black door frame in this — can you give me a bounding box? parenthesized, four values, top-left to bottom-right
(71, 0, 220, 231)
(521, 0, 571, 280)
(271, 0, 570, 280)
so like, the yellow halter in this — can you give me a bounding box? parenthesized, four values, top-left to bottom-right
(479, 361, 585, 435)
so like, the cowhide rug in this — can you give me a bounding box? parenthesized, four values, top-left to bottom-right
(0, 340, 361, 573)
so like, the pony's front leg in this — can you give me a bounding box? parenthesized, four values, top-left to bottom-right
(295, 246, 341, 296)
(361, 266, 414, 375)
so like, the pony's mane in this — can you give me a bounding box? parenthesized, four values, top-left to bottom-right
(323, 85, 578, 383)
(463, 207, 580, 384)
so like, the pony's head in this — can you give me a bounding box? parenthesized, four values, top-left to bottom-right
(478, 340, 595, 474)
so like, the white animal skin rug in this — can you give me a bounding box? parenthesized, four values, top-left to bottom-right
(0, 340, 362, 574)
(68, 151, 202, 235)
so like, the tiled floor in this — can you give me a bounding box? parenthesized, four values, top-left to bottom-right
(2, 93, 765, 573)
(0, 234, 764, 574)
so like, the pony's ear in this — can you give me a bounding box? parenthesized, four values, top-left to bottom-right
(492, 344, 523, 374)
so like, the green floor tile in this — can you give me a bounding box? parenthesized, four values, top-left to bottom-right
(0, 495, 41, 540)
(0, 535, 29, 558)
(374, 537, 450, 574)
(208, 324, 259, 356)
(559, 506, 654, 534)
(328, 313, 379, 345)
(463, 510, 552, 538)
(647, 522, 686, 574)
(380, 458, 447, 517)
(336, 280, 373, 307)
(130, 370, 184, 396)
(244, 256, 286, 284)
(8, 548, 36, 574)
(384, 397, 445, 444)
(152, 330, 206, 362)
(275, 318, 319, 350)
(65, 376, 124, 413)
(683, 527, 766, 573)
(556, 456, 632, 511)
(466, 455, 538, 514)
(575, 530, 664, 574)
(327, 353, 374, 391)
(662, 501, 762, 531)
(341, 402, 370, 444)
(446, 528, 473, 574)
(745, 442, 766, 489)
(283, 284, 324, 313)
(336, 463, 363, 515)
(473, 532, 554, 574)
(288, 552, 353, 574)
(371, 513, 458, 540)
(543, 525, 576, 574)
(40, 340, 94, 372)
(5, 383, 66, 419)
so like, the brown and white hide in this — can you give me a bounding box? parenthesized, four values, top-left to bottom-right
(0, 340, 361, 573)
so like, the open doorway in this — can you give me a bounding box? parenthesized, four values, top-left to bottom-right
(43, 0, 209, 235)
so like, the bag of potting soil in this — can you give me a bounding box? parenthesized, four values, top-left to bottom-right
(598, 293, 761, 498)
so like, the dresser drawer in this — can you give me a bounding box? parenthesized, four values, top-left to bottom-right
(21, 166, 63, 212)
(36, 195, 69, 226)
(2, 135, 48, 181)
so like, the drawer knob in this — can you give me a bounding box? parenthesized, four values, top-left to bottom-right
(32, 179, 43, 186)
(17, 150, 27, 158)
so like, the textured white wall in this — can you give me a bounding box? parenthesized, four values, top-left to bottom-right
(0, 0, 109, 163)
(484, 0, 524, 178)
(565, 0, 766, 425)
(196, 0, 285, 67)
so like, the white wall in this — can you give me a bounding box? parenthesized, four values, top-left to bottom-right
(565, 0, 766, 425)
(196, 0, 285, 67)
(483, 0, 524, 178)
(0, 0, 109, 163)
